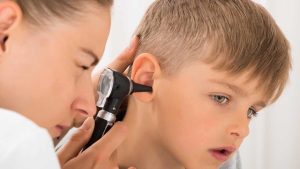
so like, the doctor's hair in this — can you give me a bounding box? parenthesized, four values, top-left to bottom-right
(14, 0, 113, 26)
(134, 0, 291, 104)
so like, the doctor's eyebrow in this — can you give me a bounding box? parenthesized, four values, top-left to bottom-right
(80, 47, 99, 66)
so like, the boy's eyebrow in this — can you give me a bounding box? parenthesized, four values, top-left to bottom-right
(80, 48, 99, 66)
(209, 79, 248, 96)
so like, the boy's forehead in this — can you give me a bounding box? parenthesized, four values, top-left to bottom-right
(175, 61, 268, 103)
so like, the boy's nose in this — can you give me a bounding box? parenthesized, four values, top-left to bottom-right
(228, 111, 250, 139)
(230, 125, 249, 139)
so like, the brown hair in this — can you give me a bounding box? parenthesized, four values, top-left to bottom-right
(134, 0, 291, 103)
(14, 0, 113, 26)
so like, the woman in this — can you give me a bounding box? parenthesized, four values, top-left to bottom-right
(0, 0, 137, 168)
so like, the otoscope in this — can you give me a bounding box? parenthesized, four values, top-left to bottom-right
(83, 68, 152, 150)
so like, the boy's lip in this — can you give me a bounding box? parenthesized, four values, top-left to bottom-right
(208, 146, 236, 162)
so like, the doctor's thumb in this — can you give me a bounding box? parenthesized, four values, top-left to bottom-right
(57, 117, 95, 165)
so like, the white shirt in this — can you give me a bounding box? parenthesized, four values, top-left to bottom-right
(0, 108, 61, 169)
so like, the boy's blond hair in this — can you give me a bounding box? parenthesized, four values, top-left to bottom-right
(134, 0, 291, 104)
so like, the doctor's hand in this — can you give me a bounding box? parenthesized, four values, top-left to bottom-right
(57, 117, 136, 169)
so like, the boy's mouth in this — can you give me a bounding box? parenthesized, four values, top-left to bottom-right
(209, 147, 236, 162)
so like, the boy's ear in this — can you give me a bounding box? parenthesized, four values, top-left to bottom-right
(130, 53, 161, 102)
(0, 1, 22, 54)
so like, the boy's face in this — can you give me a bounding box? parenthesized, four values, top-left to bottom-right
(0, 6, 110, 137)
(153, 61, 266, 168)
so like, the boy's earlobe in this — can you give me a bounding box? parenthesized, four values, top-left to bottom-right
(130, 53, 161, 102)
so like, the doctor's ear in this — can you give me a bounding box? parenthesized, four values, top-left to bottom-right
(130, 53, 162, 102)
(0, 1, 22, 53)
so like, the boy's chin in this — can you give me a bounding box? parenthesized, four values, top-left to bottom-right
(182, 156, 223, 169)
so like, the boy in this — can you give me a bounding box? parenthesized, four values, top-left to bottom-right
(109, 0, 291, 169)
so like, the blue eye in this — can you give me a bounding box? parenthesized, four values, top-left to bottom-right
(247, 107, 257, 120)
(212, 95, 229, 104)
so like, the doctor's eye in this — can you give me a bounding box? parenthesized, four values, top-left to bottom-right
(247, 107, 258, 120)
(81, 65, 89, 70)
(211, 95, 230, 105)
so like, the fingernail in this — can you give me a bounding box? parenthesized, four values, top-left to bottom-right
(80, 117, 93, 131)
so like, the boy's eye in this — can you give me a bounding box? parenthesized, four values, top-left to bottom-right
(211, 95, 229, 104)
(247, 107, 258, 120)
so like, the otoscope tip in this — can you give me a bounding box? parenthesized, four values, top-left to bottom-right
(131, 81, 152, 94)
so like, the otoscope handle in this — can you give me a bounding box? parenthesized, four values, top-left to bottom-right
(83, 111, 115, 151)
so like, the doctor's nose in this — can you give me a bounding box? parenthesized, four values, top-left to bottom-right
(72, 79, 97, 118)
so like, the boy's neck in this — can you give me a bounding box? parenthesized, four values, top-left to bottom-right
(116, 98, 184, 169)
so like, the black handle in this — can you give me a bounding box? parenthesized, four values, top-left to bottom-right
(82, 117, 113, 151)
